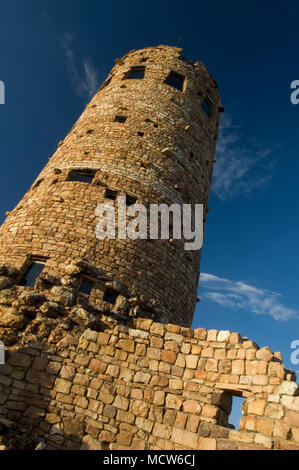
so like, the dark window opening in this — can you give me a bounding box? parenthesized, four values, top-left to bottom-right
(79, 280, 93, 296)
(20, 261, 45, 287)
(140, 57, 147, 62)
(105, 188, 118, 201)
(164, 71, 185, 91)
(114, 115, 127, 123)
(33, 179, 43, 189)
(202, 98, 212, 117)
(69, 171, 95, 184)
(137, 131, 144, 137)
(86, 129, 94, 134)
(103, 289, 117, 305)
(126, 195, 137, 207)
(190, 152, 194, 158)
(124, 66, 145, 80)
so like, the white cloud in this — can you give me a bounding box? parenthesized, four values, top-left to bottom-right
(199, 272, 298, 321)
(61, 34, 99, 100)
(212, 113, 275, 200)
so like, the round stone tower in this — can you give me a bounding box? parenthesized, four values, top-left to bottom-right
(0, 45, 221, 327)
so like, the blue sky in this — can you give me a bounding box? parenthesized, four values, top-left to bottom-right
(0, 0, 299, 424)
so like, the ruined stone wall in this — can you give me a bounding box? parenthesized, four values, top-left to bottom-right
(1, 316, 299, 451)
(0, 45, 221, 326)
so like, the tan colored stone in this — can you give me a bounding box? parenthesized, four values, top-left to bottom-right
(54, 378, 72, 394)
(116, 431, 133, 446)
(231, 360, 244, 375)
(183, 400, 201, 414)
(247, 399, 266, 416)
(161, 350, 177, 364)
(197, 437, 217, 450)
(254, 433, 272, 449)
(201, 404, 219, 419)
(153, 423, 172, 439)
(292, 428, 299, 442)
(117, 339, 135, 353)
(185, 355, 198, 369)
(171, 428, 198, 449)
(169, 378, 182, 389)
(81, 435, 103, 450)
(165, 394, 183, 410)
(255, 417, 274, 436)
(99, 431, 116, 443)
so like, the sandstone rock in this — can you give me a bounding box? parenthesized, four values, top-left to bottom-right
(50, 286, 76, 306)
(0, 288, 18, 305)
(40, 301, 65, 317)
(18, 291, 46, 306)
(277, 381, 298, 396)
(0, 308, 29, 329)
(69, 306, 99, 328)
(80, 435, 103, 450)
(0, 277, 12, 291)
(63, 418, 85, 439)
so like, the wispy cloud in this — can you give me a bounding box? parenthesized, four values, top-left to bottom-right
(212, 113, 276, 200)
(61, 33, 99, 100)
(200, 273, 298, 321)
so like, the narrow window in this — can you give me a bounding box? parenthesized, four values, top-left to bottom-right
(33, 178, 43, 189)
(164, 71, 185, 91)
(69, 170, 95, 184)
(124, 66, 145, 80)
(114, 115, 127, 123)
(105, 188, 118, 201)
(103, 289, 117, 305)
(126, 195, 137, 207)
(20, 261, 45, 287)
(137, 131, 144, 137)
(202, 98, 212, 117)
(79, 280, 93, 296)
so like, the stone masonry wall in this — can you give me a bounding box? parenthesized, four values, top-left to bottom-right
(1, 316, 299, 450)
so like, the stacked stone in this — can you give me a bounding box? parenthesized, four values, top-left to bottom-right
(0, 318, 298, 450)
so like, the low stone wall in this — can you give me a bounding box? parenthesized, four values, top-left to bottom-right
(0, 317, 299, 450)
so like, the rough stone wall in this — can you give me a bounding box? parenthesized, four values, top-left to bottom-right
(1, 316, 299, 450)
(0, 45, 221, 327)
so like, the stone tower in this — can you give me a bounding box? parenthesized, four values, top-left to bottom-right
(1, 46, 299, 453)
(0, 45, 221, 327)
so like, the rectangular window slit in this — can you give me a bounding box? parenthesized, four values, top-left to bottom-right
(20, 261, 46, 287)
(164, 71, 185, 91)
(103, 289, 117, 305)
(105, 188, 118, 201)
(114, 115, 127, 123)
(202, 98, 212, 117)
(79, 280, 94, 296)
(69, 170, 95, 184)
(124, 66, 145, 80)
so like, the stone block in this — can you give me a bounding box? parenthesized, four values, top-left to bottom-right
(171, 428, 198, 449)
